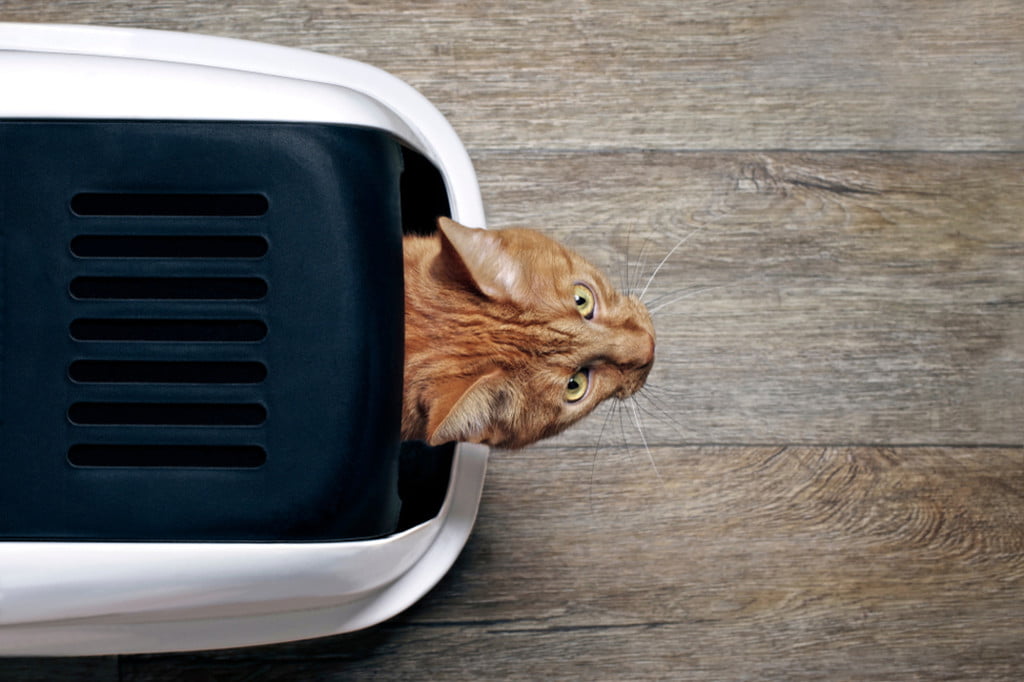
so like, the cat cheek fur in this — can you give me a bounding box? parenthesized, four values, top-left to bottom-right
(428, 370, 567, 449)
(426, 370, 509, 445)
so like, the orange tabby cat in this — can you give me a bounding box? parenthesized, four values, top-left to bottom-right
(402, 218, 655, 449)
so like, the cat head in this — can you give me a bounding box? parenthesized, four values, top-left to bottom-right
(404, 218, 655, 449)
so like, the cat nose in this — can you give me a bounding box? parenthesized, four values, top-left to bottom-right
(640, 331, 655, 368)
(605, 329, 655, 370)
(619, 331, 655, 369)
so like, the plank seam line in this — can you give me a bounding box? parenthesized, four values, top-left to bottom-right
(469, 147, 1024, 156)
(533, 442, 1024, 451)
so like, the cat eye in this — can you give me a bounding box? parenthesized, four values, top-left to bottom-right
(573, 283, 596, 320)
(565, 369, 590, 402)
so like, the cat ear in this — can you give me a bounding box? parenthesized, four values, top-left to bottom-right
(436, 217, 524, 301)
(426, 370, 508, 445)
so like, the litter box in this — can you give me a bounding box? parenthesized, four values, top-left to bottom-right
(0, 23, 488, 655)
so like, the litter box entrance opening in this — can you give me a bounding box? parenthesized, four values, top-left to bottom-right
(399, 144, 452, 237)
(394, 143, 456, 531)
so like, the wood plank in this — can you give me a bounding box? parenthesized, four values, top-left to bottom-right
(471, 150, 1024, 447)
(0, 4, 1020, 680)
(121, 445, 1024, 680)
(1, 1, 1021, 151)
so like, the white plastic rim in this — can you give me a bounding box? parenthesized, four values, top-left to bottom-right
(0, 444, 489, 655)
(0, 22, 486, 228)
(0, 23, 490, 655)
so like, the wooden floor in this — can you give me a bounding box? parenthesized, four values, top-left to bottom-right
(3, 1, 1022, 679)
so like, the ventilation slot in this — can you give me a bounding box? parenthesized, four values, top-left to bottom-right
(69, 360, 267, 384)
(69, 402, 266, 426)
(71, 193, 268, 217)
(70, 277, 267, 300)
(66, 190, 272, 473)
(71, 235, 268, 259)
(70, 319, 267, 342)
(68, 444, 267, 468)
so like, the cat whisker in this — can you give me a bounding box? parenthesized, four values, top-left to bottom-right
(629, 230, 657, 297)
(650, 274, 767, 317)
(638, 385, 694, 400)
(647, 283, 735, 315)
(634, 387, 683, 431)
(620, 221, 634, 294)
(638, 223, 705, 302)
(615, 400, 636, 468)
(633, 389, 693, 444)
(644, 283, 723, 310)
(637, 383, 686, 400)
(589, 399, 619, 515)
(619, 223, 654, 298)
(614, 399, 650, 479)
(628, 396, 663, 483)
(630, 382, 704, 409)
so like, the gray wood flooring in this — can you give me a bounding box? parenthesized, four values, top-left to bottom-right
(1, 1, 1021, 679)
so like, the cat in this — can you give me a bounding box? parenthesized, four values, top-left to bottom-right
(402, 217, 655, 449)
